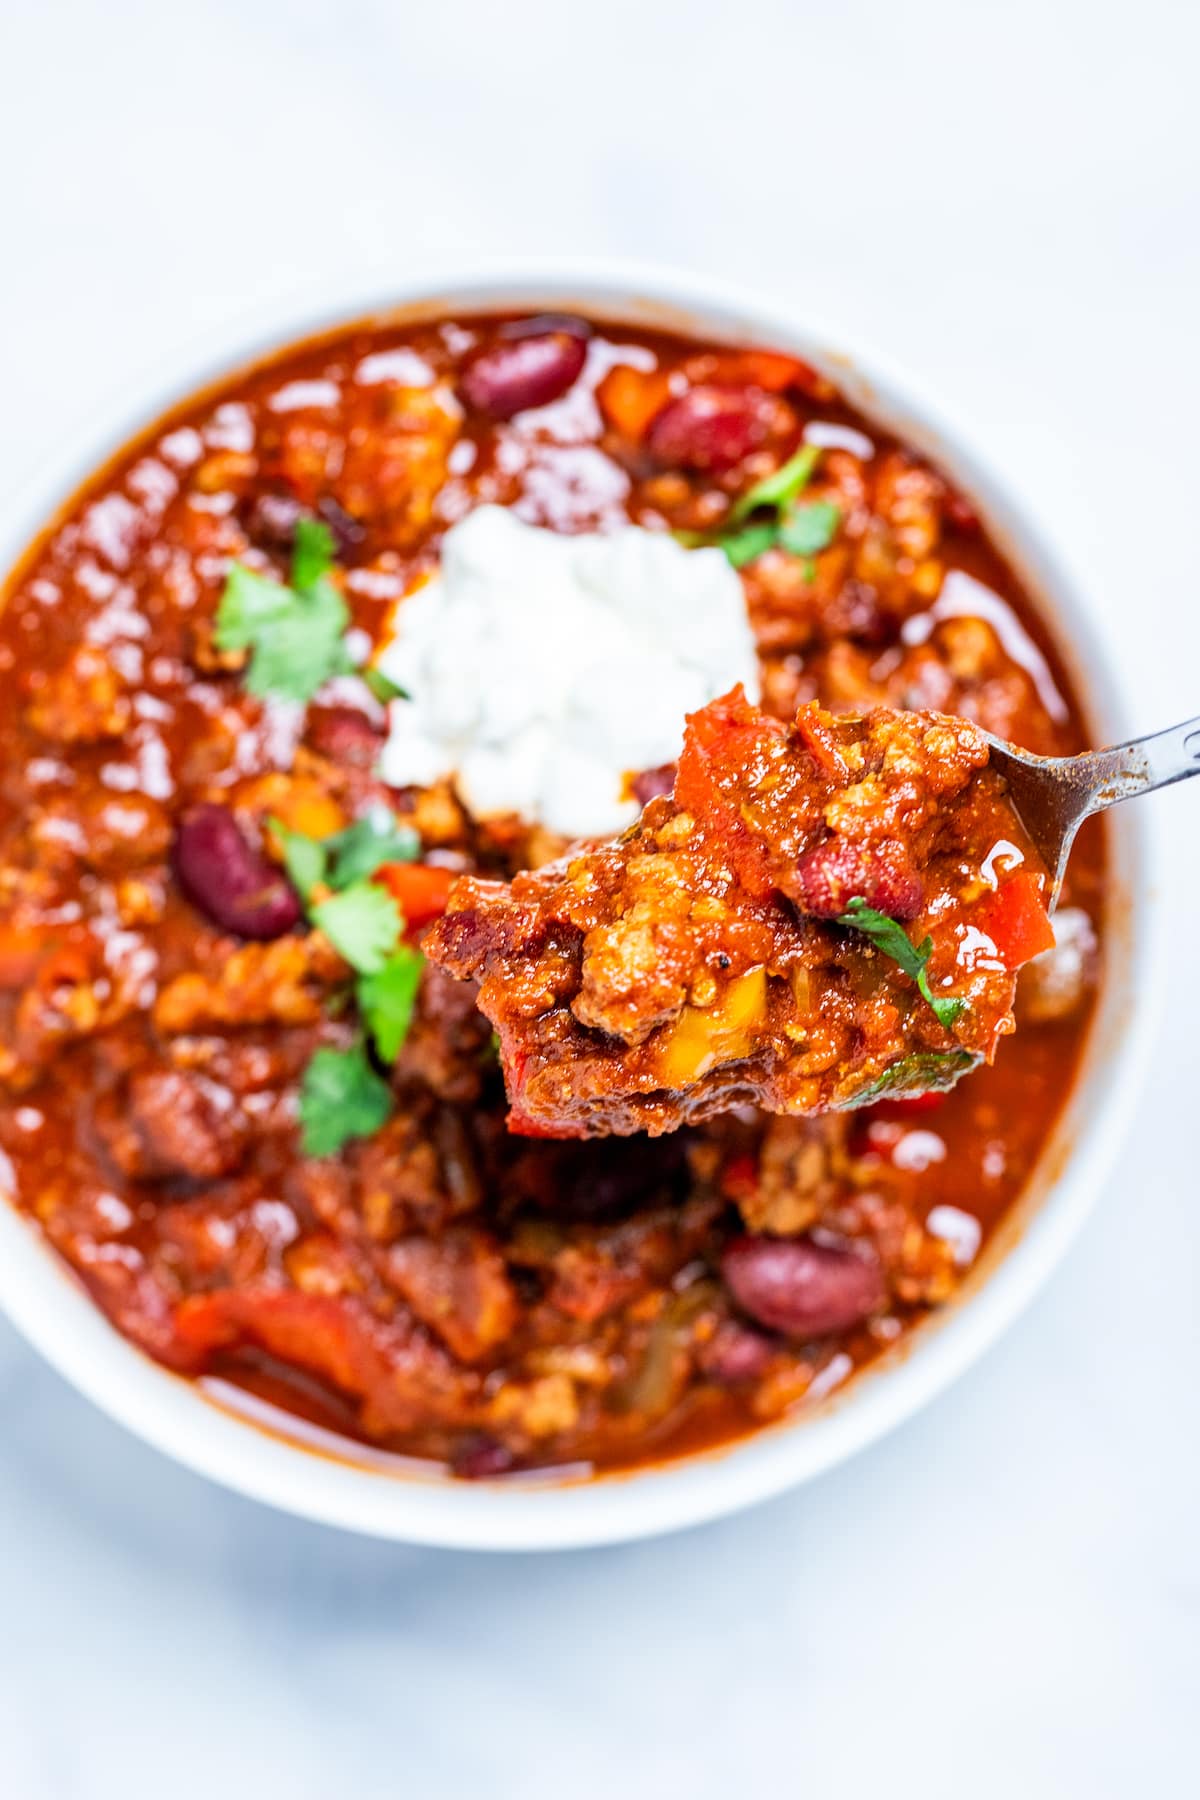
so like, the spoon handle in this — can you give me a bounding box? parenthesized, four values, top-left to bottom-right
(1074, 711, 1200, 817)
(1129, 711, 1200, 792)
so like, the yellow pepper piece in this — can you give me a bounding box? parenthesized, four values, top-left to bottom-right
(655, 966, 767, 1088)
(239, 772, 346, 843)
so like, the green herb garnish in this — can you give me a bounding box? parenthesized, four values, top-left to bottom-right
(310, 881, 403, 976)
(270, 808, 418, 899)
(268, 818, 329, 902)
(364, 666, 408, 704)
(727, 443, 822, 525)
(299, 1042, 395, 1156)
(289, 517, 336, 591)
(272, 808, 428, 1149)
(215, 517, 355, 703)
(778, 500, 841, 557)
(846, 1049, 980, 1109)
(837, 897, 966, 1029)
(324, 813, 419, 888)
(357, 948, 425, 1064)
(710, 443, 841, 570)
(716, 521, 782, 570)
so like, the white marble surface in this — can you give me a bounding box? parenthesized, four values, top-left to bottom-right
(2, 1, 1198, 1793)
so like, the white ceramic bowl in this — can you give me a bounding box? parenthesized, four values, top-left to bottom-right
(0, 260, 1160, 1550)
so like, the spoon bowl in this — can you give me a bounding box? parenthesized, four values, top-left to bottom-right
(985, 713, 1200, 904)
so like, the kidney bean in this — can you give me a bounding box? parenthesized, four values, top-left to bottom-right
(505, 312, 592, 343)
(173, 804, 302, 939)
(244, 491, 304, 550)
(459, 316, 590, 420)
(646, 384, 794, 473)
(316, 495, 367, 558)
(452, 1433, 516, 1479)
(244, 493, 365, 561)
(722, 1234, 885, 1337)
(305, 704, 385, 769)
(791, 835, 923, 922)
(697, 1317, 777, 1383)
(630, 762, 677, 806)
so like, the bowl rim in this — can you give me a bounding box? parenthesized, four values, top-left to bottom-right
(0, 256, 1164, 1551)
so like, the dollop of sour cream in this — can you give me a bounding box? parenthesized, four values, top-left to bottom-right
(374, 505, 759, 838)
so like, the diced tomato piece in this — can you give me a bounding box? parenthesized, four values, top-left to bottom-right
(176, 1288, 380, 1394)
(794, 708, 851, 779)
(595, 365, 673, 442)
(679, 685, 784, 764)
(708, 349, 829, 396)
(868, 1089, 948, 1120)
(374, 862, 456, 935)
(720, 1149, 761, 1202)
(674, 687, 786, 899)
(972, 870, 1055, 970)
(173, 1287, 465, 1432)
(0, 924, 53, 989)
(506, 1108, 589, 1140)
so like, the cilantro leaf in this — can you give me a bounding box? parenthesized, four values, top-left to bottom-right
(357, 948, 425, 1064)
(778, 500, 841, 557)
(299, 1042, 394, 1155)
(246, 582, 351, 702)
(728, 443, 821, 525)
(214, 534, 353, 704)
(364, 667, 408, 703)
(836, 896, 966, 1028)
(717, 520, 781, 569)
(290, 517, 336, 592)
(918, 970, 967, 1029)
(268, 817, 328, 901)
(311, 880, 402, 975)
(848, 1049, 980, 1108)
(269, 809, 420, 904)
(716, 444, 831, 568)
(837, 898, 928, 982)
(214, 565, 297, 650)
(288, 815, 421, 1144)
(325, 812, 420, 888)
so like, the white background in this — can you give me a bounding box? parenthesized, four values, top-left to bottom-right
(2, 2, 1198, 1794)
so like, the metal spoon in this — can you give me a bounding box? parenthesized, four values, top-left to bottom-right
(983, 712, 1200, 905)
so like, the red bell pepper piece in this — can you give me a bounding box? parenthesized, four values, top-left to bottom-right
(972, 870, 1055, 970)
(374, 862, 456, 935)
(870, 1089, 949, 1120)
(674, 687, 786, 899)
